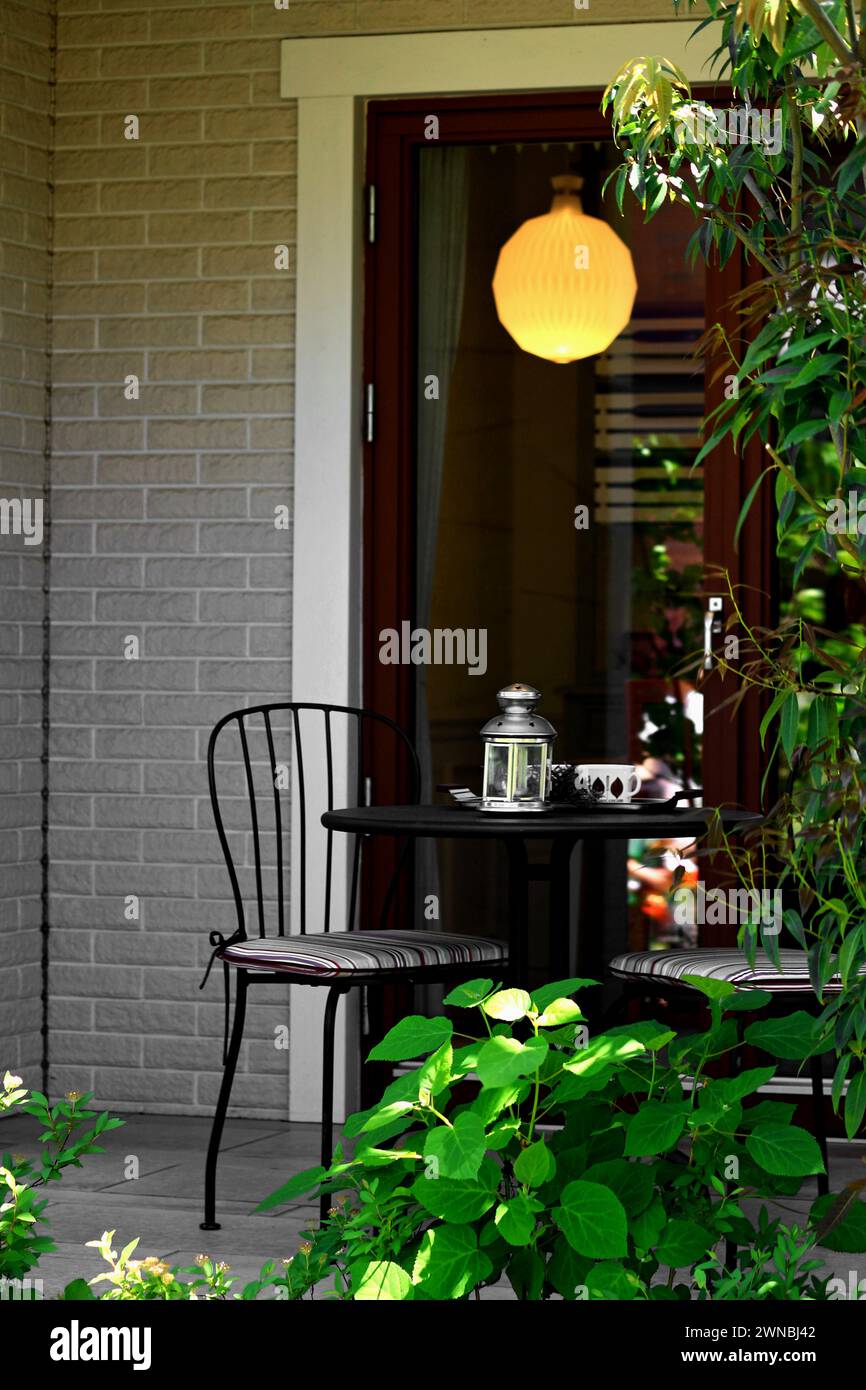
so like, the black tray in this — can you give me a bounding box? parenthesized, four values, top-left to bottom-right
(444, 788, 703, 813)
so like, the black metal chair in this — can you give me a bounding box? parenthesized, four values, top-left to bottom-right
(199, 701, 507, 1229)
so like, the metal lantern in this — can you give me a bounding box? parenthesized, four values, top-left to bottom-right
(480, 684, 557, 813)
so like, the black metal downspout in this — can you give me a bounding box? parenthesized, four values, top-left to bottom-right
(40, 0, 58, 1100)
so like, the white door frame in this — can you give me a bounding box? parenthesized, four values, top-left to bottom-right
(282, 21, 713, 1121)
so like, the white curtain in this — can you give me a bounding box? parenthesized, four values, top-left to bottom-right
(415, 147, 469, 930)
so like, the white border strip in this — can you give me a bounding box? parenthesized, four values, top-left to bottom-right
(281, 22, 708, 100)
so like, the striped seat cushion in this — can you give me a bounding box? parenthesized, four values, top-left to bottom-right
(219, 929, 507, 977)
(609, 948, 856, 995)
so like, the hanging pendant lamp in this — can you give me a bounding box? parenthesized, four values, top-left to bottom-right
(492, 174, 638, 365)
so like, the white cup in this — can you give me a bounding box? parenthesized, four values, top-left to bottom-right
(575, 763, 641, 804)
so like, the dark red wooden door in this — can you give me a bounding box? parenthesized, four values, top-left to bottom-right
(362, 91, 775, 958)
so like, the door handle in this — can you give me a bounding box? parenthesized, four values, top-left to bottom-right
(703, 596, 723, 670)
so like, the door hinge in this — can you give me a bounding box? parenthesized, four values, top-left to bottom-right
(366, 183, 376, 243)
(365, 383, 375, 444)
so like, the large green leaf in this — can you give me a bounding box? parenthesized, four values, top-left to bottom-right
(367, 1014, 452, 1062)
(507, 1247, 545, 1300)
(780, 691, 800, 761)
(553, 1180, 628, 1259)
(475, 1034, 548, 1088)
(352, 1100, 415, 1135)
(423, 1111, 487, 1180)
(585, 1261, 644, 1300)
(351, 1259, 414, 1300)
(738, 1099, 795, 1129)
(744, 1011, 832, 1061)
(759, 687, 789, 747)
(482, 988, 533, 1021)
(693, 1086, 742, 1136)
(713, 1066, 776, 1104)
(564, 1033, 646, 1077)
(495, 1193, 541, 1246)
(412, 1225, 490, 1299)
(417, 1041, 452, 1101)
(450, 1041, 485, 1078)
(531, 978, 597, 1013)
(60, 1279, 97, 1302)
(486, 1117, 521, 1150)
(536, 997, 583, 1027)
(603, 1019, 675, 1051)
(777, 330, 833, 362)
(411, 1164, 499, 1223)
(723, 989, 774, 1013)
(844, 1067, 866, 1141)
(471, 1079, 530, 1125)
(624, 1100, 688, 1157)
(552, 1068, 617, 1105)
(514, 1138, 556, 1188)
(442, 978, 494, 1007)
(788, 353, 845, 390)
(547, 1238, 589, 1299)
(732, 464, 774, 547)
(679, 974, 736, 1001)
(739, 315, 785, 377)
(745, 1123, 825, 1177)
(810, 1192, 866, 1253)
(255, 1164, 325, 1210)
(582, 1157, 654, 1216)
(656, 1219, 715, 1268)
(351, 1143, 416, 1168)
(630, 1193, 667, 1250)
(832, 1053, 851, 1114)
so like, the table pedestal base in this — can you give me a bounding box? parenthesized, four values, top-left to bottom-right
(503, 836, 578, 986)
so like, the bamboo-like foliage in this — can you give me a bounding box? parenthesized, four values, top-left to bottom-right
(604, 0, 866, 1139)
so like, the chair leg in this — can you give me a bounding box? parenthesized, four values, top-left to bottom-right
(598, 982, 634, 1031)
(809, 1052, 830, 1197)
(200, 970, 248, 1231)
(320, 984, 344, 1226)
(731, 1014, 745, 1076)
(720, 1018, 749, 1269)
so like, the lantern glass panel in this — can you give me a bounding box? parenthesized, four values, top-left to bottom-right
(484, 743, 511, 800)
(512, 743, 544, 802)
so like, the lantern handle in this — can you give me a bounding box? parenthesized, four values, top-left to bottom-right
(496, 683, 541, 713)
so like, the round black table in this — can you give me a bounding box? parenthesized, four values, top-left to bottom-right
(321, 803, 761, 982)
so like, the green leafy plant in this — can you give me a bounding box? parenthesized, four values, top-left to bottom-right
(256, 978, 865, 1300)
(60, 1236, 327, 1302)
(0, 1071, 124, 1284)
(603, 0, 866, 1120)
(60, 1234, 300, 1302)
(693, 1213, 832, 1300)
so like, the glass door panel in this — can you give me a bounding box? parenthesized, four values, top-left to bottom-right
(414, 139, 706, 982)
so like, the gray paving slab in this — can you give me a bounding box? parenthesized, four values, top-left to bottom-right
(223, 1126, 333, 1163)
(98, 1159, 303, 1203)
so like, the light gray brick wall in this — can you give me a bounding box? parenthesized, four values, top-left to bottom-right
(0, 0, 687, 1112)
(0, 0, 53, 1080)
(49, 0, 295, 1117)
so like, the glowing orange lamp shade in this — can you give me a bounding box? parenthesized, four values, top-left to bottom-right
(492, 174, 638, 364)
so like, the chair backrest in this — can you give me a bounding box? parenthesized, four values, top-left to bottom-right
(207, 702, 420, 941)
